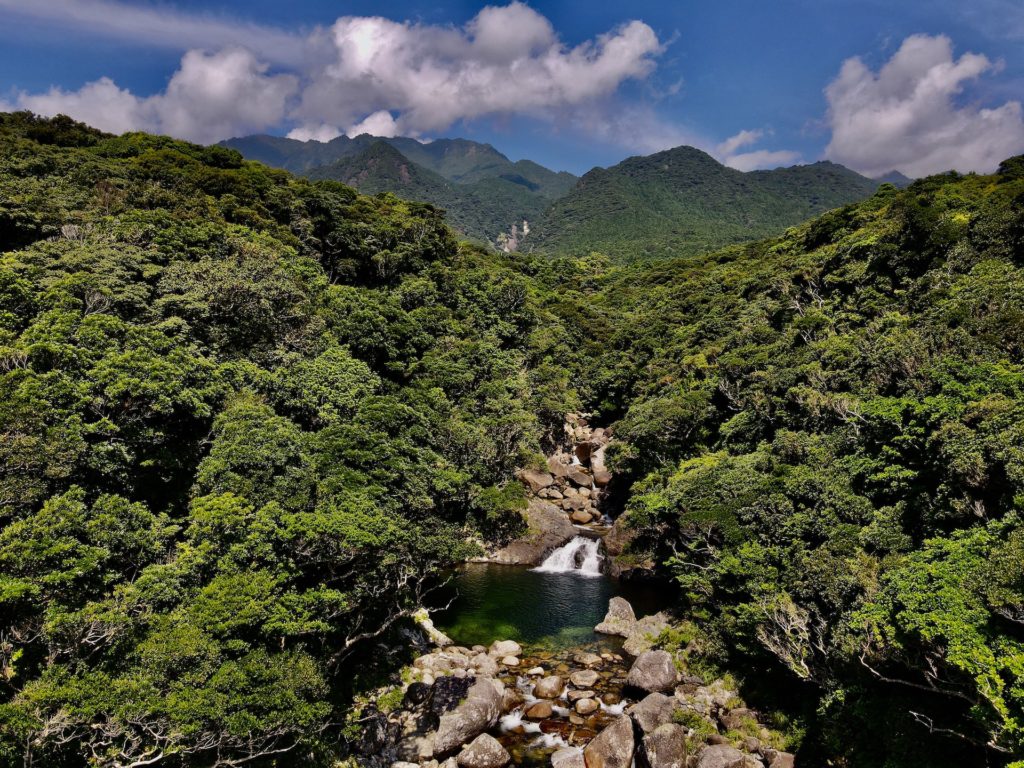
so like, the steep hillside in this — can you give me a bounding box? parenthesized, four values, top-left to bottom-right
(306, 140, 552, 245)
(0, 112, 580, 768)
(526, 146, 880, 261)
(535, 159, 1024, 765)
(223, 133, 577, 245)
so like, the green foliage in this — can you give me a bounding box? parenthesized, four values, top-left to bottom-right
(0, 114, 577, 767)
(576, 164, 1024, 763)
(526, 147, 880, 261)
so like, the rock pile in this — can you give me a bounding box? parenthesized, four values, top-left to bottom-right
(361, 598, 795, 768)
(519, 414, 613, 528)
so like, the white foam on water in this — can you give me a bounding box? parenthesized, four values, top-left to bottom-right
(533, 537, 603, 576)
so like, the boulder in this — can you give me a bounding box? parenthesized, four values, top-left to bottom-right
(626, 651, 678, 693)
(564, 496, 588, 511)
(695, 745, 753, 768)
(526, 701, 554, 720)
(763, 751, 794, 768)
(432, 676, 475, 715)
(628, 692, 677, 734)
(568, 689, 595, 702)
(547, 456, 571, 478)
(534, 676, 564, 699)
(551, 747, 585, 768)
(575, 442, 593, 463)
(501, 656, 520, 667)
(434, 678, 504, 755)
(527, 666, 546, 676)
(569, 669, 600, 688)
(575, 698, 600, 715)
(583, 716, 634, 768)
(623, 613, 671, 657)
(471, 653, 499, 678)
(568, 467, 593, 487)
(595, 597, 637, 637)
(521, 469, 555, 494)
(571, 510, 594, 524)
(640, 724, 688, 768)
(457, 734, 511, 768)
(718, 708, 756, 732)
(573, 651, 603, 667)
(489, 640, 522, 657)
(593, 470, 613, 488)
(489, 500, 576, 566)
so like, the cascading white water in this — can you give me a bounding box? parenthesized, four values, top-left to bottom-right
(533, 536, 603, 577)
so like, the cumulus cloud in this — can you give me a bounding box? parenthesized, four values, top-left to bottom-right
(716, 129, 801, 171)
(824, 33, 1024, 177)
(4, 1, 665, 146)
(12, 48, 297, 144)
(294, 4, 663, 137)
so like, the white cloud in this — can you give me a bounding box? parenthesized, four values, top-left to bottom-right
(347, 110, 399, 138)
(295, 4, 664, 137)
(723, 149, 801, 172)
(824, 33, 1024, 177)
(287, 124, 343, 143)
(12, 48, 297, 144)
(716, 129, 800, 171)
(3, 1, 667, 147)
(717, 129, 762, 157)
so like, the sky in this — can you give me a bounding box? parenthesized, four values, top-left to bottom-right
(0, 0, 1022, 177)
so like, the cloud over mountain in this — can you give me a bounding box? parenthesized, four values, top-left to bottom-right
(824, 33, 1024, 177)
(2, 2, 663, 146)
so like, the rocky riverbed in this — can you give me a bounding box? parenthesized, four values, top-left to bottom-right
(354, 597, 796, 768)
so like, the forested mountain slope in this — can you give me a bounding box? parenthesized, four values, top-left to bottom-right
(2, 112, 1024, 768)
(0, 112, 578, 767)
(525, 146, 881, 261)
(541, 157, 1024, 765)
(223, 133, 576, 246)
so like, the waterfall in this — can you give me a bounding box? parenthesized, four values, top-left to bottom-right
(533, 536, 603, 577)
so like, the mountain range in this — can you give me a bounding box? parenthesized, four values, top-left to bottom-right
(223, 133, 902, 259)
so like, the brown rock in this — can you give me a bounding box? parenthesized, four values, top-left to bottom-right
(489, 500, 575, 566)
(629, 692, 678, 734)
(548, 455, 571, 478)
(570, 670, 600, 688)
(533, 676, 564, 699)
(526, 701, 554, 720)
(568, 467, 593, 487)
(521, 469, 555, 494)
(593, 470, 613, 488)
(571, 510, 594, 524)
(575, 698, 600, 715)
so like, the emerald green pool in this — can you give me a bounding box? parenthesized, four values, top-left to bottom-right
(432, 563, 668, 650)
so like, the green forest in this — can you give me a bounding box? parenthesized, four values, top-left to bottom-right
(1, 113, 1023, 768)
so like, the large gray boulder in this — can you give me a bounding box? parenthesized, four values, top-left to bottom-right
(457, 734, 511, 768)
(640, 723, 688, 768)
(583, 716, 635, 768)
(695, 745, 757, 768)
(595, 597, 636, 637)
(628, 692, 677, 734)
(622, 613, 671, 657)
(626, 651, 678, 693)
(434, 678, 504, 755)
(488, 640, 522, 658)
(551, 747, 585, 768)
(489, 500, 575, 565)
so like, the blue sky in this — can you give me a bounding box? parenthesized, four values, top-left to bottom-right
(1, 0, 1022, 176)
